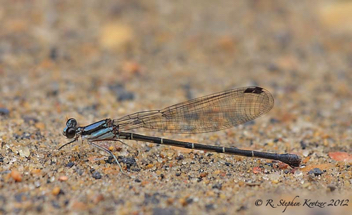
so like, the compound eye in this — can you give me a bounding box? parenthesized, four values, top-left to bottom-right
(66, 118, 77, 127)
(66, 128, 76, 138)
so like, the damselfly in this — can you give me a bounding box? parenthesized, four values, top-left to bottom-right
(60, 86, 301, 172)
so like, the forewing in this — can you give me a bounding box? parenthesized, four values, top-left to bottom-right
(113, 87, 274, 133)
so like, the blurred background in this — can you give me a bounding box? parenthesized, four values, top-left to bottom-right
(0, 0, 351, 214)
(1, 0, 352, 122)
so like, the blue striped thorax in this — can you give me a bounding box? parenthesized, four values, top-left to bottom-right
(63, 118, 117, 142)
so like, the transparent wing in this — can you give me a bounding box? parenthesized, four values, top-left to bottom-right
(113, 86, 274, 134)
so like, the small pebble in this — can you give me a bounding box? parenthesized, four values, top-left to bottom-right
(213, 170, 221, 175)
(146, 164, 154, 169)
(36, 206, 43, 213)
(14, 193, 25, 203)
(308, 168, 324, 176)
(252, 167, 263, 174)
(141, 181, 149, 186)
(50, 47, 58, 60)
(0, 108, 9, 116)
(10, 170, 22, 182)
(212, 183, 222, 190)
(179, 198, 187, 206)
(51, 200, 61, 209)
(118, 91, 135, 101)
(327, 184, 336, 192)
(294, 170, 303, 178)
(199, 172, 208, 178)
(108, 83, 135, 101)
(92, 171, 102, 179)
(264, 163, 273, 168)
(58, 176, 68, 181)
(118, 156, 137, 166)
(302, 182, 311, 188)
(122, 61, 142, 76)
(224, 162, 232, 166)
(300, 140, 307, 149)
(153, 208, 183, 215)
(186, 198, 193, 204)
(23, 116, 38, 124)
(19, 147, 30, 157)
(302, 150, 310, 157)
(270, 118, 279, 123)
(205, 204, 215, 211)
(66, 162, 74, 168)
(35, 122, 45, 130)
(278, 163, 288, 169)
(31, 169, 41, 175)
(92, 194, 104, 204)
(64, 200, 69, 206)
(70, 201, 87, 210)
(175, 155, 184, 160)
(269, 172, 281, 183)
(52, 187, 61, 196)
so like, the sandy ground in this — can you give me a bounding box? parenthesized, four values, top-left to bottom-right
(0, 0, 351, 214)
